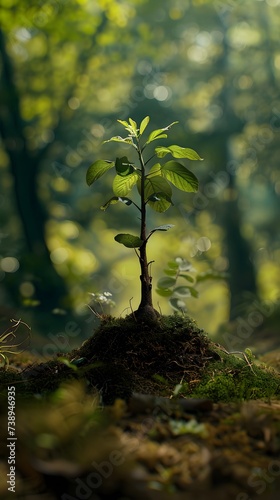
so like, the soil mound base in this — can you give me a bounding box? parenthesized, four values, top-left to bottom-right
(1, 315, 279, 404)
(69, 315, 218, 401)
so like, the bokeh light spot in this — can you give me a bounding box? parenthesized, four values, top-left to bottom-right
(0, 257, 20, 273)
(20, 282, 35, 297)
(50, 248, 69, 264)
(196, 237, 211, 252)
(153, 86, 171, 101)
(91, 124, 105, 138)
(68, 97, 80, 110)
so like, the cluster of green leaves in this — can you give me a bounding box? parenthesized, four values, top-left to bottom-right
(86, 117, 202, 249)
(156, 257, 228, 312)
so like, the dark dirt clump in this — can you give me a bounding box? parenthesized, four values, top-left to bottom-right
(68, 314, 219, 402)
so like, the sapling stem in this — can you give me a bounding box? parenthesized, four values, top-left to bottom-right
(135, 137, 155, 315)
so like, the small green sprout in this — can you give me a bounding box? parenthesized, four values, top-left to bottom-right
(156, 256, 229, 312)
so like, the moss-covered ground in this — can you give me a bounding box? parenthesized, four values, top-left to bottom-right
(0, 314, 280, 499)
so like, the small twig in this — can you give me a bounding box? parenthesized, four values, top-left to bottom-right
(134, 248, 140, 259)
(86, 304, 102, 320)
(130, 200, 141, 212)
(0, 318, 31, 369)
(148, 260, 155, 277)
(217, 344, 257, 375)
(129, 297, 137, 321)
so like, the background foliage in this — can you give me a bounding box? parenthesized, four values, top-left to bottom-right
(0, 0, 280, 340)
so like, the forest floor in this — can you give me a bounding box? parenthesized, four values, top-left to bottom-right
(0, 315, 280, 499)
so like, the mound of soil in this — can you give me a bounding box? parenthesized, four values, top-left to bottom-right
(0, 315, 219, 402)
(68, 315, 219, 402)
(1, 314, 279, 404)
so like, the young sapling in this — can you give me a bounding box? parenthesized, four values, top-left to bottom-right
(86, 117, 202, 321)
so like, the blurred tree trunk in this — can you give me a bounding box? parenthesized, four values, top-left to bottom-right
(215, 22, 257, 319)
(203, 132, 257, 319)
(222, 146, 257, 319)
(0, 29, 68, 310)
(221, 0, 278, 318)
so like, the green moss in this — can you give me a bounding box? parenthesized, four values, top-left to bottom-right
(190, 352, 280, 402)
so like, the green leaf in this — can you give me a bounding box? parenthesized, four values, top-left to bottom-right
(100, 197, 119, 210)
(115, 156, 134, 176)
(179, 274, 195, 283)
(147, 163, 162, 177)
(146, 192, 173, 212)
(86, 160, 114, 186)
(155, 288, 173, 297)
(154, 146, 173, 158)
(161, 161, 198, 192)
(155, 145, 203, 160)
(147, 192, 173, 213)
(152, 224, 174, 232)
(169, 145, 203, 160)
(146, 192, 167, 202)
(128, 118, 138, 133)
(188, 288, 199, 298)
(173, 286, 192, 298)
(157, 276, 176, 289)
(142, 175, 172, 199)
(163, 269, 178, 276)
(137, 175, 173, 212)
(117, 120, 130, 128)
(174, 285, 198, 298)
(146, 130, 166, 144)
(117, 119, 137, 137)
(100, 197, 132, 211)
(167, 261, 179, 270)
(145, 121, 178, 145)
(169, 297, 187, 311)
(103, 136, 134, 145)
(113, 171, 139, 196)
(114, 233, 143, 248)
(139, 116, 150, 135)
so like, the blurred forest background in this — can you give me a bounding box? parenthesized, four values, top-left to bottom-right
(0, 0, 280, 346)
